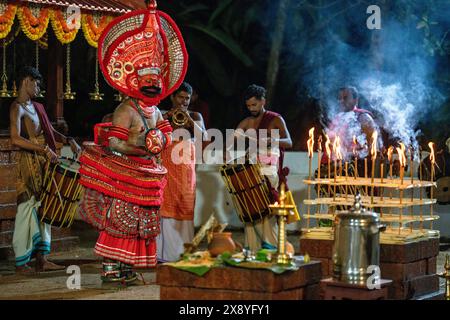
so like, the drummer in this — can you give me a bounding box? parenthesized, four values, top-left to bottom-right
(9, 66, 81, 273)
(233, 84, 293, 253)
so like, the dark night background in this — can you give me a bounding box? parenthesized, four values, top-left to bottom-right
(0, 0, 449, 153)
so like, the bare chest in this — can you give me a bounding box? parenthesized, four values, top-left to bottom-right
(22, 111, 41, 138)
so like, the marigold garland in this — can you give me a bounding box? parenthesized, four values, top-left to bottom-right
(17, 5, 50, 41)
(0, 3, 17, 39)
(81, 13, 113, 48)
(50, 8, 78, 44)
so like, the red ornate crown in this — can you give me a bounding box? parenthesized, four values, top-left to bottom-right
(98, 0, 188, 105)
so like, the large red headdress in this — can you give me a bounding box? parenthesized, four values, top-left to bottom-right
(98, 0, 188, 105)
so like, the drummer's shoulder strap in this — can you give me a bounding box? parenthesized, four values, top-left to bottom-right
(32, 102, 57, 152)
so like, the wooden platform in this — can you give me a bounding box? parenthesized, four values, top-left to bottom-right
(157, 260, 323, 300)
(300, 237, 442, 300)
(320, 278, 392, 300)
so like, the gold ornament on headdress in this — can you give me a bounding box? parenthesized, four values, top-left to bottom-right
(0, 39, 10, 98)
(63, 43, 76, 100)
(89, 49, 104, 101)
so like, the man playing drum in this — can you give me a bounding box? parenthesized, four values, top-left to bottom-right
(234, 84, 293, 253)
(9, 66, 81, 273)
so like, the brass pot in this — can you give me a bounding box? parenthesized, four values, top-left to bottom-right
(332, 194, 386, 285)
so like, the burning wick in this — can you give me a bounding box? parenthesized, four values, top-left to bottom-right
(387, 146, 394, 181)
(307, 127, 314, 180)
(396, 142, 407, 234)
(370, 131, 378, 205)
(396, 142, 406, 187)
(410, 147, 414, 184)
(429, 142, 435, 224)
(353, 135, 358, 179)
(317, 135, 322, 215)
(325, 134, 331, 195)
(306, 127, 314, 217)
(332, 136, 342, 201)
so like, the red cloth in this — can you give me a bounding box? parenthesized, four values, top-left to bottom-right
(33, 102, 57, 152)
(257, 111, 289, 194)
(94, 231, 157, 268)
(159, 141, 196, 220)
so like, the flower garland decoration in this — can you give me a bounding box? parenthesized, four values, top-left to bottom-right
(50, 8, 78, 44)
(81, 13, 113, 48)
(17, 4, 50, 41)
(0, 2, 17, 39)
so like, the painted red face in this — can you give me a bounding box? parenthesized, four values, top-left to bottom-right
(138, 70, 163, 97)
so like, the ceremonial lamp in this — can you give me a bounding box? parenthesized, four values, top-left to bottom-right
(269, 183, 295, 265)
(63, 44, 76, 100)
(439, 254, 450, 300)
(89, 50, 104, 101)
(10, 42, 17, 97)
(442, 254, 450, 300)
(0, 40, 10, 98)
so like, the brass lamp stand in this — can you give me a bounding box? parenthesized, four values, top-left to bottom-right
(269, 183, 295, 265)
(439, 254, 450, 300)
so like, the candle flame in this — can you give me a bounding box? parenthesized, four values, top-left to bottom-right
(370, 131, 378, 161)
(333, 136, 343, 160)
(396, 142, 406, 167)
(325, 134, 331, 159)
(387, 146, 394, 163)
(428, 142, 435, 165)
(352, 135, 357, 156)
(318, 135, 322, 152)
(307, 127, 314, 158)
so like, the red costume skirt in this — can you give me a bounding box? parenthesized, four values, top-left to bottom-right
(94, 232, 157, 268)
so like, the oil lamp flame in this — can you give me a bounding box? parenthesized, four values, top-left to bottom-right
(333, 136, 343, 161)
(307, 127, 314, 158)
(371, 131, 378, 161)
(396, 142, 406, 167)
(428, 142, 435, 165)
(325, 134, 331, 159)
(387, 146, 394, 163)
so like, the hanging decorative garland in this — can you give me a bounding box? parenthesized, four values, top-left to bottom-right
(2, 23, 20, 47)
(50, 8, 78, 44)
(17, 4, 50, 41)
(81, 13, 112, 48)
(0, 2, 17, 39)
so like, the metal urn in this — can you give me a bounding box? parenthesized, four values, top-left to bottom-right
(332, 193, 386, 285)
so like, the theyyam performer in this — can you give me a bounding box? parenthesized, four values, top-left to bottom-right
(77, 0, 188, 283)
